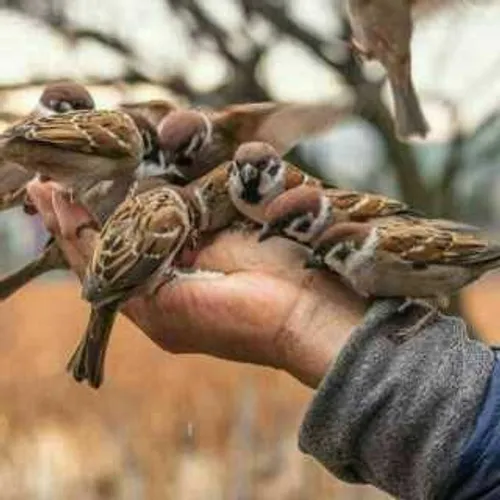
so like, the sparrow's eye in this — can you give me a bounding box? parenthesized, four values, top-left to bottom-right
(295, 219, 311, 232)
(54, 100, 73, 113)
(331, 242, 352, 262)
(266, 162, 280, 177)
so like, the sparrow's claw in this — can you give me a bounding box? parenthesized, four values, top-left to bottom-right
(147, 268, 178, 296)
(75, 220, 100, 239)
(348, 38, 372, 63)
(230, 218, 260, 234)
(395, 300, 439, 341)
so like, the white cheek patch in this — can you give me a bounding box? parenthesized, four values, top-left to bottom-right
(185, 134, 201, 157)
(199, 112, 213, 149)
(309, 196, 333, 239)
(35, 102, 55, 117)
(258, 163, 286, 202)
(193, 186, 210, 231)
(135, 161, 168, 179)
(228, 166, 244, 198)
(324, 244, 351, 272)
(286, 214, 315, 243)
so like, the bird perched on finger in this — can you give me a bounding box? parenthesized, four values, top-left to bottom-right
(157, 99, 353, 184)
(0, 109, 145, 200)
(258, 185, 414, 245)
(67, 181, 190, 388)
(68, 165, 239, 389)
(0, 80, 96, 213)
(228, 141, 328, 224)
(305, 218, 500, 306)
(0, 104, 177, 302)
(347, 0, 429, 140)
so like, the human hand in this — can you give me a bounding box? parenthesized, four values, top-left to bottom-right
(27, 180, 367, 388)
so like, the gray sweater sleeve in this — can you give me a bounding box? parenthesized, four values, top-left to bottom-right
(298, 299, 495, 500)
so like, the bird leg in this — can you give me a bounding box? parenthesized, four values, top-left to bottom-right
(395, 298, 439, 340)
(146, 267, 178, 296)
(348, 37, 374, 61)
(229, 217, 260, 234)
(75, 220, 100, 239)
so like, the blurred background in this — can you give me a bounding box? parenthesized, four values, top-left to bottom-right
(0, 0, 500, 498)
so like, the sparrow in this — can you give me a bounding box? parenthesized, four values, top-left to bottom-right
(157, 100, 353, 184)
(67, 166, 239, 389)
(258, 185, 414, 245)
(228, 141, 326, 224)
(33, 80, 95, 117)
(119, 99, 179, 128)
(0, 80, 95, 212)
(306, 218, 500, 302)
(0, 105, 177, 302)
(0, 109, 144, 200)
(347, 0, 429, 140)
(66, 181, 190, 388)
(0, 178, 136, 302)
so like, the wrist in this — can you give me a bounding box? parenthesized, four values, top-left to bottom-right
(276, 271, 367, 388)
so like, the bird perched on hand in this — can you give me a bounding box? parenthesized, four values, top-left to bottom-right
(67, 181, 191, 388)
(0, 109, 144, 200)
(0, 178, 136, 302)
(258, 185, 414, 245)
(0, 80, 96, 212)
(0, 103, 176, 303)
(228, 142, 327, 224)
(68, 164, 239, 389)
(157, 100, 353, 184)
(347, 0, 429, 140)
(305, 217, 500, 303)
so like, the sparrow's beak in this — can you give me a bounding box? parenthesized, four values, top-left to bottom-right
(304, 253, 324, 269)
(258, 224, 279, 242)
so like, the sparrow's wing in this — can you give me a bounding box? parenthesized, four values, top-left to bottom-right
(380, 223, 500, 267)
(328, 189, 413, 219)
(83, 189, 188, 306)
(3, 110, 142, 159)
(282, 162, 322, 190)
(214, 101, 353, 155)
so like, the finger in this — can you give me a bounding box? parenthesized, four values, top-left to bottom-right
(51, 190, 98, 277)
(124, 271, 293, 366)
(25, 180, 60, 234)
(52, 189, 95, 244)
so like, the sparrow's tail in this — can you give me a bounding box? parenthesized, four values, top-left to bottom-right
(391, 77, 429, 141)
(471, 246, 500, 272)
(0, 241, 67, 301)
(66, 303, 118, 389)
(448, 244, 500, 272)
